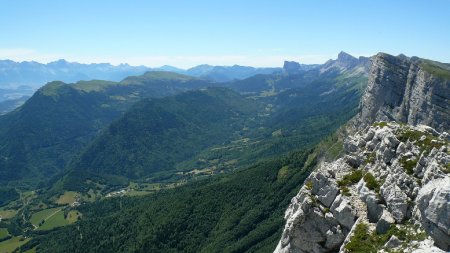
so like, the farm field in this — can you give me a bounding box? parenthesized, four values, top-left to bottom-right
(0, 236, 30, 253)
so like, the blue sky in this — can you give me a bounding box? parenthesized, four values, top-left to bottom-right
(1, 0, 449, 68)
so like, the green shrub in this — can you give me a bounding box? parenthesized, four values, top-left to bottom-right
(345, 223, 377, 252)
(398, 129, 446, 154)
(373, 122, 388, 128)
(443, 163, 450, 174)
(305, 180, 313, 190)
(365, 152, 376, 164)
(345, 222, 429, 253)
(399, 157, 417, 175)
(341, 186, 351, 196)
(363, 172, 379, 192)
(338, 170, 363, 186)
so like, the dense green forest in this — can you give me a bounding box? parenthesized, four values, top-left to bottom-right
(0, 188, 19, 207)
(32, 149, 317, 253)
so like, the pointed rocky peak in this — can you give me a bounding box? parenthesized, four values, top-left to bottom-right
(337, 51, 359, 68)
(320, 51, 367, 73)
(338, 51, 357, 61)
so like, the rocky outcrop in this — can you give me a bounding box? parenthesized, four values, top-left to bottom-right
(275, 123, 450, 253)
(358, 53, 450, 132)
(416, 177, 450, 250)
(275, 159, 356, 253)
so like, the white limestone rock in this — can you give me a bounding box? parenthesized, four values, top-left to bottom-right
(376, 209, 395, 234)
(275, 123, 450, 253)
(416, 177, 450, 251)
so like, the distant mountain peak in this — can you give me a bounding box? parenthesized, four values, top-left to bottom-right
(337, 51, 356, 60)
(321, 51, 365, 73)
(337, 51, 358, 66)
(283, 61, 301, 74)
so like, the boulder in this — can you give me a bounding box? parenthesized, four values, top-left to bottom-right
(381, 179, 409, 222)
(376, 210, 395, 234)
(384, 235, 403, 249)
(325, 225, 345, 250)
(366, 195, 384, 222)
(331, 195, 356, 230)
(344, 139, 359, 153)
(310, 170, 339, 208)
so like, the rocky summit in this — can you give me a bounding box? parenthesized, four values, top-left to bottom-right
(275, 122, 450, 253)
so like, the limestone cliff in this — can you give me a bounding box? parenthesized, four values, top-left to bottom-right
(275, 53, 450, 253)
(275, 123, 449, 253)
(358, 53, 450, 132)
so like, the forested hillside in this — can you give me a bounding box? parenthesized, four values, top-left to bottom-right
(33, 149, 318, 253)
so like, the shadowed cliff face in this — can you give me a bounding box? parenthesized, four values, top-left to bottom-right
(358, 53, 450, 132)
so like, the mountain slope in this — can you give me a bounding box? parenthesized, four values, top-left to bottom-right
(32, 148, 317, 253)
(60, 88, 260, 191)
(0, 72, 214, 188)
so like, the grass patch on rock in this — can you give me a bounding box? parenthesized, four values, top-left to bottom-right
(365, 152, 376, 165)
(338, 170, 363, 186)
(399, 157, 417, 175)
(363, 172, 380, 193)
(345, 222, 428, 253)
(338, 170, 363, 196)
(373, 121, 388, 128)
(397, 128, 446, 154)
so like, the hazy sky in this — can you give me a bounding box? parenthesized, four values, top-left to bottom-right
(1, 0, 449, 68)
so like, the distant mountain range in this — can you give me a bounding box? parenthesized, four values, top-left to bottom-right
(0, 59, 286, 113)
(0, 59, 285, 91)
(0, 51, 370, 116)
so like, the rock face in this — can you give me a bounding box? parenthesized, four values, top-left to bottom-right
(275, 123, 450, 253)
(358, 53, 450, 132)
